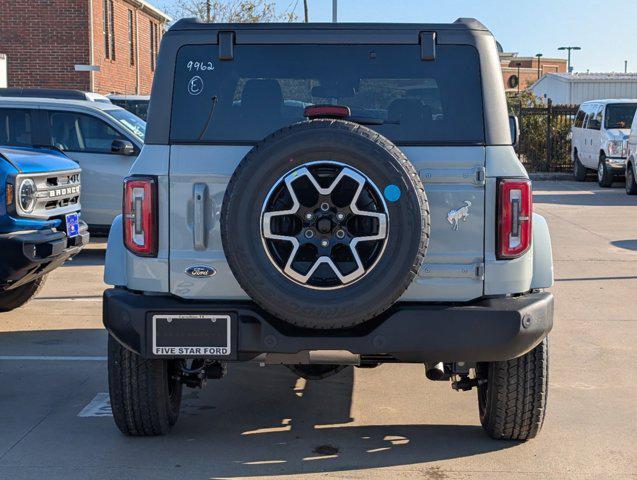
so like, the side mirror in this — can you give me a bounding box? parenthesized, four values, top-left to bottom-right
(509, 115, 520, 147)
(111, 139, 135, 156)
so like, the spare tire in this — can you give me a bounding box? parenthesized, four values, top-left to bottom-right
(221, 120, 429, 329)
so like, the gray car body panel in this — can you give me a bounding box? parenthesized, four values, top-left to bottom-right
(167, 145, 486, 301)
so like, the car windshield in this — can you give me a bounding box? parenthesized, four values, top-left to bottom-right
(170, 44, 485, 145)
(107, 108, 146, 140)
(604, 104, 637, 130)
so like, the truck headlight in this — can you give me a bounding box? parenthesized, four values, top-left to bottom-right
(18, 178, 36, 213)
(607, 140, 626, 157)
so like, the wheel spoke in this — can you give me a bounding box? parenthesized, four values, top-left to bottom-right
(261, 162, 389, 289)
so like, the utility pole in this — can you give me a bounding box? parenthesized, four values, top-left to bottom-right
(303, 0, 309, 23)
(536, 53, 543, 79)
(515, 61, 522, 93)
(558, 46, 581, 73)
(332, 0, 337, 23)
(205, 0, 211, 22)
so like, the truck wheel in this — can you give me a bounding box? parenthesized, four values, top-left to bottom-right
(626, 164, 637, 195)
(0, 276, 46, 312)
(477, 337, 548, 441)
(107, 335, 183, 436)
(221, 119, 429, 329)
(598, 156, 614, 187)
(572, 150, 587, 182)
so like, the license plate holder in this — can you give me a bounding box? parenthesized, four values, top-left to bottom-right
(65, 213, 79, 238)
(152, 314, 232, 357)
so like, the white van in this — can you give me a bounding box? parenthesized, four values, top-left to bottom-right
(624, 110, 637, 195)
(571, 99, 637, 187)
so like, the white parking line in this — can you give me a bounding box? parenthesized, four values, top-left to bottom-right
(78, 393, 112, 417)
(0, 355, 106, 361)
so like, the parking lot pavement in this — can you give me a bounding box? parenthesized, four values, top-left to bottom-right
(0, 181, 635, 480)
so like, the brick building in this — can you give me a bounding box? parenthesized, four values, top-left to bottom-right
(0, 0, 170, 95)
(500, 53, 568, 93)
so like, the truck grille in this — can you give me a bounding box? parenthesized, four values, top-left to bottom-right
(15, 169, 81, 219)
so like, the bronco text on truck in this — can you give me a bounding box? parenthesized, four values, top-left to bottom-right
(103, 19, 554, 441)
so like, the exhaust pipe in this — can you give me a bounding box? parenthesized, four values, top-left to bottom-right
(425, 362, 447, 381)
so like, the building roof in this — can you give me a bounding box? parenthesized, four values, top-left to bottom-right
(128, 0, 171, 22)
(542, 73, 637, 82)
(500, 53, 565, 63)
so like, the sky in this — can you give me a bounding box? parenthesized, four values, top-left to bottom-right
(161, 0, 637, 73)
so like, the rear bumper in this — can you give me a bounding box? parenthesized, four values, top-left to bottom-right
(0, 221, 89, 289)
(103, 288, 554, 363)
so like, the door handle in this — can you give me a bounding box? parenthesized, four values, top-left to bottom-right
(193, 183, 208, 250)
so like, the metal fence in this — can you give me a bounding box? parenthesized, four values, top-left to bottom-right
(515, 100, 579, 172)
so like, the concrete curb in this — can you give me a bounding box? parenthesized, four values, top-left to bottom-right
(529, 172, 573, 181)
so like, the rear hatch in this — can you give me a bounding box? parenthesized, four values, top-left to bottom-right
(167, 32, 485, 302)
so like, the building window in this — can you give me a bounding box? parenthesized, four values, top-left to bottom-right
(150, 21, 159, 71)
(103, 0, 115, 60)
(128, 9, 135, 66)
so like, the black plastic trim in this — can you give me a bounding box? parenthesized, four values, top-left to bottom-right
(0, 221, 89, 289)
(103, 288, 554, 363)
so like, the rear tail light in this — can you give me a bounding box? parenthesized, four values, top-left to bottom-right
(123, 176, 157, 257)
(497, 179, 532, 259)
(304, 104, 351, 119)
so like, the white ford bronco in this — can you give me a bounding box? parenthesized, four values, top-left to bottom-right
(103, 19, 555, 441)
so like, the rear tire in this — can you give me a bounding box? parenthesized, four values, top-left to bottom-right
(598, 156, 614, 188)
(477, 337, 549, 441)
(626, 164, 637, 195)
(108, 335, 183, 436)
(0, 276, 46, 312)
(572, 150, 587, 182)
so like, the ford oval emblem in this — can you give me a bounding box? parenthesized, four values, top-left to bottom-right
(185, 265, 216, 278)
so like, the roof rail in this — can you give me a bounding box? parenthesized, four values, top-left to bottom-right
(0, 88, 89, 101)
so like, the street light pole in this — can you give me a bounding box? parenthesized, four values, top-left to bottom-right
(515, 62, 522, 93)
(536, 53, 543, 79)
(332, 0, 337, 23)
(303, 0, 309, 23)
(558, 46, 582, 73)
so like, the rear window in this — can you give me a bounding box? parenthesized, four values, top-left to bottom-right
(605, 103, 637, 130)
(170, 44, 485, 145)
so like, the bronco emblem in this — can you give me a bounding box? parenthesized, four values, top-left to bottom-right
(447, 201, 472, 231)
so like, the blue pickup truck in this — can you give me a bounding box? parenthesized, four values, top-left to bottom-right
(0, 146, 89, 311)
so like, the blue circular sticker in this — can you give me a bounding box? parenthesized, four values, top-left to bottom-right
(383, 184, 401, 202)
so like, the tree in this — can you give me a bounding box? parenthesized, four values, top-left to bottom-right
(507, 90, 575, 172)
(169, 0, 298, 23)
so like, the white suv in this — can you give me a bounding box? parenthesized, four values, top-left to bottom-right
(571, 99, 637, 187)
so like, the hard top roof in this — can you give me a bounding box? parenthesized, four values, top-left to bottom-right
(168, 17, 489, 33)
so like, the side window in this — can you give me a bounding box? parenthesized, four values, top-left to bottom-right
(49, 111, 124, 153)
(587, 105, 602, 131)
(574, 109, 586, 128)
(0, 109, 33, 147)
